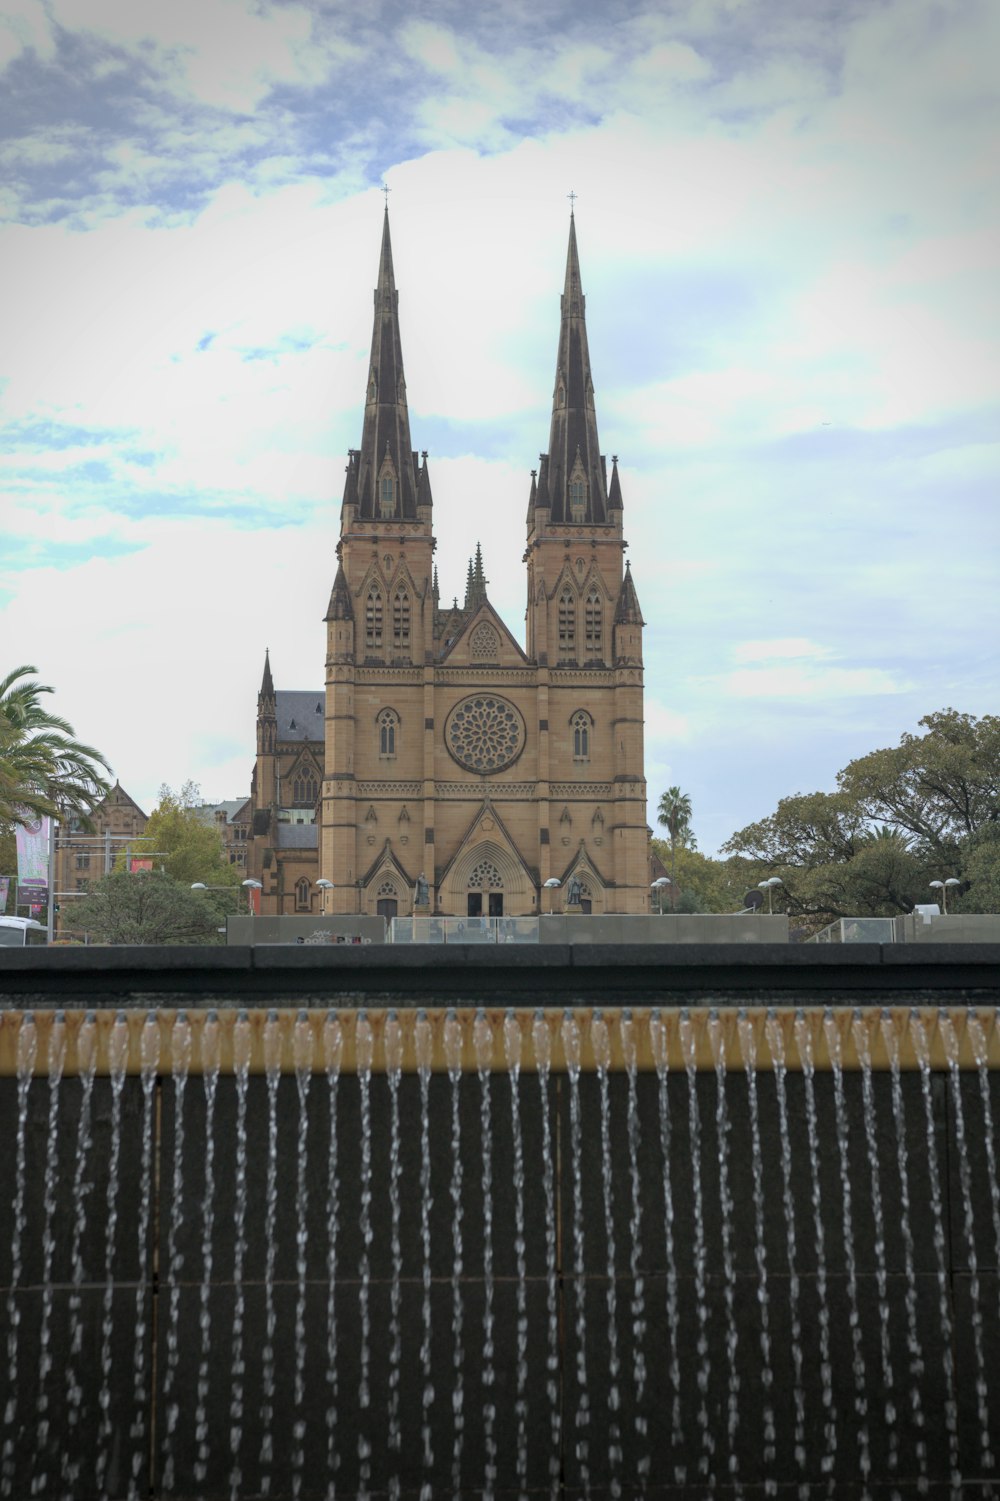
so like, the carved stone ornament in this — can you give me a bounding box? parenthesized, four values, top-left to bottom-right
(444, 694, 526, 775)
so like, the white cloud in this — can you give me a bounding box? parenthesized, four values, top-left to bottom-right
(732, 638, 832, 664)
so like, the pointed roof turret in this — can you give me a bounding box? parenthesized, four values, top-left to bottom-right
(463, 557, 475, 609)
(259, 649, 274, 700)
(432, 565, 440, 605)
(539, 214, 610, 526)
(325, 561, 354, 621)
(608, 454, 623, 511)
(525, 468, 537, 525)
(614, 560, 644, 625)
(355, 210, 420, 523)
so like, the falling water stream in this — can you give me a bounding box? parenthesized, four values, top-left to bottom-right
(880, 1011, 929, 1496)
(292, 1011, 314, 1501)
(738, 1010, 776, 1495)
(384, 1010, 404, 1501)
(475, 1010, 498, 1501)
(63, 1011, 97, 1495)
(323, 1010, 343, 1501)
(2, 1012, 37, 1500)
(938, 1009, 994, 1472)
(532, 1009, 561, 1499)
(649, 1010, 684, 1483)
(355, 1010, 375, 1501)
(414, 1010, 435, 1500)
(443, 1008, 465, 1501)
(678, 1008, 715, 1490)
(162, 1011, 192, 1494)
(707, 1010, 741, 1497)
(194, 1011, 222, 1488)
(259, 1010, 282, 1495)
(823, 1008, 872, 1497)
(851, 1010, 900, 1495)
(127, 1011, 159, 1501)
(31, 1011, 65, 1496)
(504, 1009, 530, 1501)
(909, 1011, 961, 1495)
(229, 1011, 252, 1501)
(95, 1011, 129, 1498)
(591, 1012, 622, 1499)
(620, 1009, 649, 1491)
(562, 1008, 591, 1499)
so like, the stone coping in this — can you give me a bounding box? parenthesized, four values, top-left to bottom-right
(1, 942, 999, 1006)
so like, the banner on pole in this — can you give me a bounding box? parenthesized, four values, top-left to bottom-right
(0, 876, 9, 913)
(15, 816, 50, 889)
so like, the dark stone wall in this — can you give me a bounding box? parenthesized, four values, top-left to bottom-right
(2, 1024, 1000, 1497)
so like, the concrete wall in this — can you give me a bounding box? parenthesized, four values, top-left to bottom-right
(226, 913, 388, 946)
(538, 912, 790, 944)
(896, 912, 1000, 943)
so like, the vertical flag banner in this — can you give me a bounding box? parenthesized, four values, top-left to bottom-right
(0, 876, 9, 913)
(15, 816, 50, 890)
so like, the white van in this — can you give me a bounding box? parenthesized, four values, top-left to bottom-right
(0, 915, 47, 947)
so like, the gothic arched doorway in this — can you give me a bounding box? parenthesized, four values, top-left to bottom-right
(467, 856, 503, 918)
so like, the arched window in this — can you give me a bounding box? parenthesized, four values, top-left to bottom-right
(295, 878, 311, 911)
(392, 587, 411, 652)
(558, 588, 576, 657)
(378, 708, 398, 758)
(379, 473, 395, 516)
(292, 771, 318, 807)
(365, 585, 384, 650)
(569, 479, 586, 521)
(572, 710, 591, 761)
(584, 587, 603, 656)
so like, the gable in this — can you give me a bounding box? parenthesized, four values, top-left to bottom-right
(437, 602, 529, 668)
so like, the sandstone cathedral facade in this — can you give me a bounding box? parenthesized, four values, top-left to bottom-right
(247, 210, 649, 918)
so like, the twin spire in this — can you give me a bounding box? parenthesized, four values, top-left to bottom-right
(346, 204, 621, 536)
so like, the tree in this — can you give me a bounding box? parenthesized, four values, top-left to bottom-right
(650, 840, 743, 913)
(62, 870, 224, 945)
(721, 710, 1000, 927)
(120, 782, 240, 889)
(0, 665, 112, 831)
(656, 786, 696, 910)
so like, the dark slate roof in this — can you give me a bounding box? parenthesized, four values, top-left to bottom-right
(276, 691, 324, 741)
(193, 800, 247, 826)
(541, 215, 610, 526)
(275, 822, 319, 849)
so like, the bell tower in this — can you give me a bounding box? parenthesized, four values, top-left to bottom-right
(320, 209, 436, 908)
(525, 212, 648, 911)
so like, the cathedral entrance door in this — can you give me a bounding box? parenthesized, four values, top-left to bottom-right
(377, 898, 397, 920)
(488, 893, 504, 918)
(467, 893, 483, 918)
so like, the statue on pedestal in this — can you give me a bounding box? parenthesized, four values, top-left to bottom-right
(566, 873, 583, 907)
(414, 871, 430, 908)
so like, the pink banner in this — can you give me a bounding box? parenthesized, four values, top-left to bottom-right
(0, 876, 9, 913)
(15, 816, 50, 889)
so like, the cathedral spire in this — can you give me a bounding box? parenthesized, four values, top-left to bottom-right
(541, 214, 609, 526)
(355, 208, 419, 522)
(259, 648, 274, 700)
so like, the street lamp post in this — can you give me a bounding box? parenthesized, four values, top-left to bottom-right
(543, 877, 561, 915)
(316, 877, 334, 913)
(929, 877, 962, 915)
(651, 876, 670, 914)
(758, 876, 783, 915)
(241, 878, 262, 918)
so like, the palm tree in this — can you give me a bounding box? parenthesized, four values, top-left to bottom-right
(0, 665, 112, 832)
(657, 786, 694, 911)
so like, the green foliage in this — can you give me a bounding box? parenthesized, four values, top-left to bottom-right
(722, 710, 1000, 926)
(61, 870, 224, 945)
(650, 840, 741, 913)
(656, 785, 697, 910)
(0, 665, 112, 832)
(119, 782, 240, 888)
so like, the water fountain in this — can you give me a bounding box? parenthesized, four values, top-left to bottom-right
(1, 1002, 999, 1499)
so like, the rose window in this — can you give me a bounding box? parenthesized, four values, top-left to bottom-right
(445, 694, 525, 773)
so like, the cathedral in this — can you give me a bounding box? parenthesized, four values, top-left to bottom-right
(247, 209, 649, 919)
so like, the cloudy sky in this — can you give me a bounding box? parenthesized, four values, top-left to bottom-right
(1, 0, 997, 854)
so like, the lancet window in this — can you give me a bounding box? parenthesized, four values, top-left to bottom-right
(584, 587, 603, 656)
(558, 588, 576, 657)
(365, 585, 384, 651)
(379, 474, 395, 516)
(572, 710, 592, 761)
(295, 878, 311, 911)
(292, 769, 318, 807)
(569, 479, 586, 521)
(378, 708, 398, 758)
(392, 587, 411, 653)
